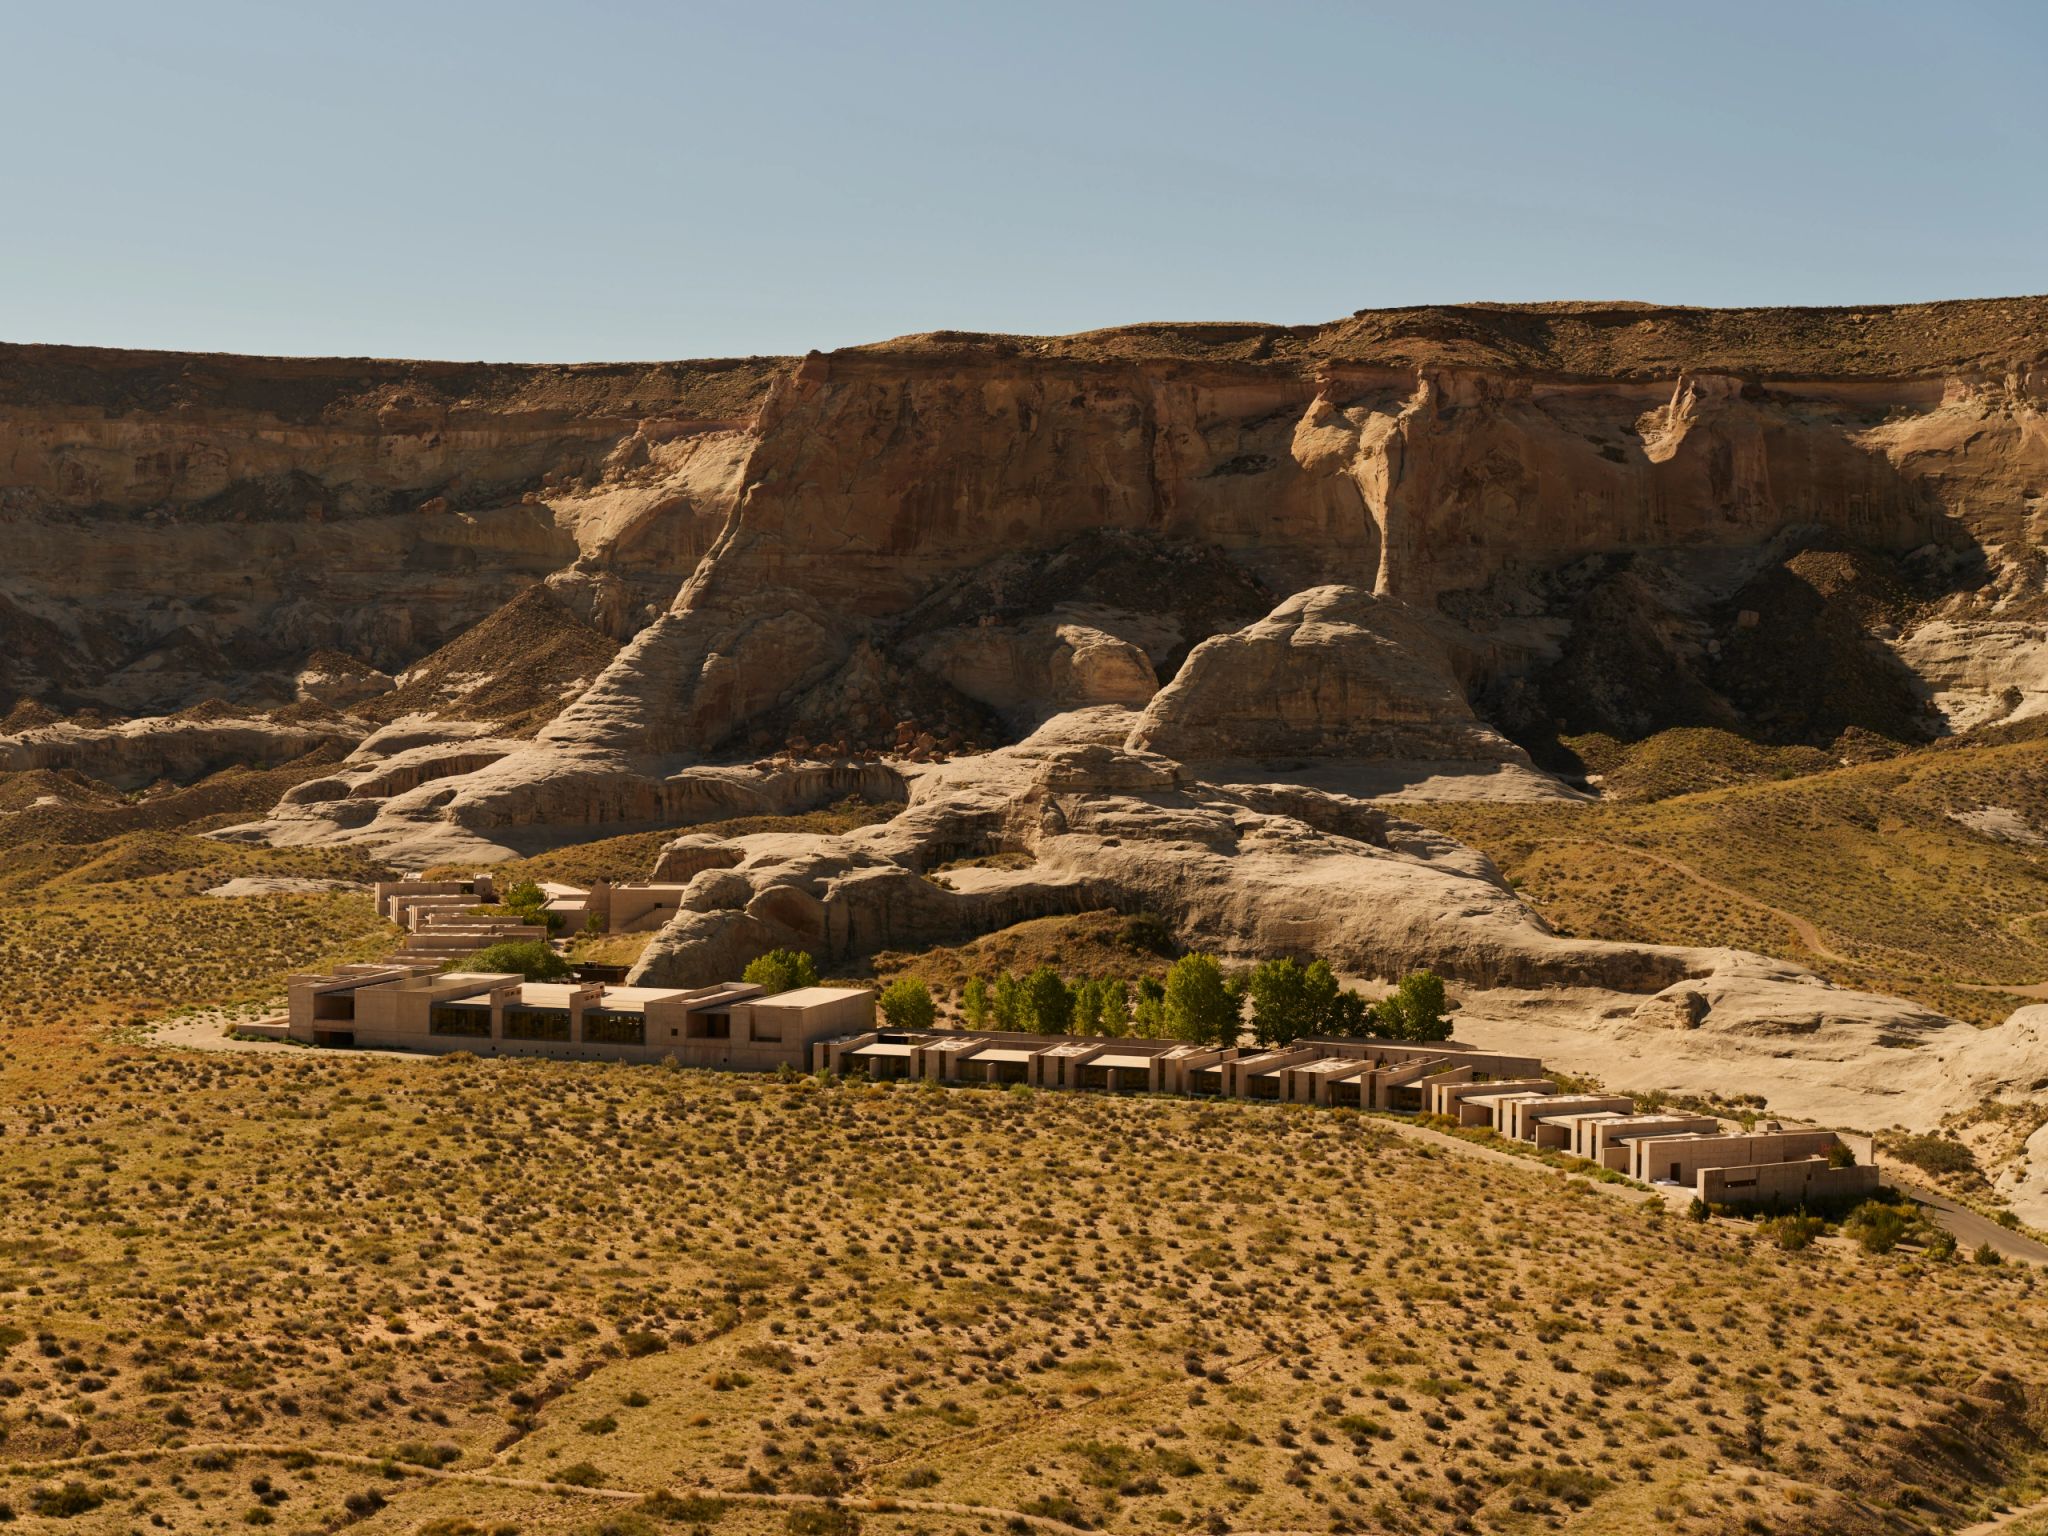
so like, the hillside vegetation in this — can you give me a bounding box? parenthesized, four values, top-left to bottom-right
(7, 740, 2048, 1531)
(3, 1045, 2047, 1536)
(1400, 729, 2048, 1026)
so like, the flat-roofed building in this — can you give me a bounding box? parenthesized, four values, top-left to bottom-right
(286, 966, 870, 1070)
(1581, 1114, 1721, 1170)
(1508, 1094, 1638, 1146)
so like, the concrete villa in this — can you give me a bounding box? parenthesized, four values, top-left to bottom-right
(287, 962, 873, 1070)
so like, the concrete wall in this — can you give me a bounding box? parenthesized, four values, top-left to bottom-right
(1631, 1130, 1841, 1185)
(1700, 1159, 1880, 1209)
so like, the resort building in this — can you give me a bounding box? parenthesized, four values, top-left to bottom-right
(812, 1025, 1872, 1208)
(285, 958, 1876, 1210)
(286, 963, 872, 1069)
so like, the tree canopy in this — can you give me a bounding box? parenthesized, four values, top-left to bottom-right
(742, 948, 820, 995)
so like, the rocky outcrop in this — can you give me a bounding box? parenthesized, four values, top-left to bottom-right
(1127, 586, 1531, 765)
(0, 709, 362, 790)
(0, 346, 778, 713)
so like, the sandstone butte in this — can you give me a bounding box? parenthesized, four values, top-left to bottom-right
(7, 295, 2048, 1170)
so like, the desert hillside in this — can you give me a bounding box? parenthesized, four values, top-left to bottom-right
(7, 297, 2048, 1534)
(5, 297, 2048, 1115)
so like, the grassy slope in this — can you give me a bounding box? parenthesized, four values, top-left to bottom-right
(1398, 732, 2048, 1027)
(0, 757, 401, 1028)
(3, 1047, 2047, 1536)
(5, 753, 2048, 1532)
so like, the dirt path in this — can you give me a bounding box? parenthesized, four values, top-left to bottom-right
(1582, 839, 1852, 964)
(1957, 1494, 2048, 1535)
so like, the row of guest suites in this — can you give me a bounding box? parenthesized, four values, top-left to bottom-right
(814, 1028, 1879, 1208)
(286, 963, 1877, 1209)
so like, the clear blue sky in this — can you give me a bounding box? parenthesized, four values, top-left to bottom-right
(2, 1, 2040, 362)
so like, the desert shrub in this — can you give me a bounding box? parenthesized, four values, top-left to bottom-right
(879, 977, 935, 1031)
(30, 1481, 104, 1517)
(785, 1506, 861, 1535)
(1975, 1241, 2003, 1266)
(1887, 1133, 1976, 1177)
(1843, 1201, 1910, 1254)
(556, 1462, 607, 1487)
(462, 939, 569, 980)
(580, 1516, 658, 1536)
(638, 1489, 729, 1521)
(392, 1441, 460, 1468)
(1118, 912, 1176, 954)
(344, 1490, 387, 1517)
(1763, 1213, 1824, 1251)
(1017, 1493, 1089, 1528)
(1925, 1230, 1958, 1261)
(743, 948, 820, 995)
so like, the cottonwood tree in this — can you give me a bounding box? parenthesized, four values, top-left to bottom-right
(1163, 953, 1239, 1046)
(879, 977, 936, 1031)
(742, 948, 820, 995)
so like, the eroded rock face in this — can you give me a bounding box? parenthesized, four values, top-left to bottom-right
(1127, 586, 1530, 765)
(0, 710, 362, 791)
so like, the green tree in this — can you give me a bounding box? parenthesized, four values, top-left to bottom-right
(1164, 953, 1239, 1046)
(1072, 978, 1104, 1034)
(991, 973, 1023, 1029)
(1101, 977, 1132, 1033)
(498, 878, 559, 932)
(462, 939, 570, 981)
(961, 976, 991, 1029)
(1246, 957, 1342, 1047)
(879, 977, 936, 1031)
(1377, 970, 1450, 1041)
(742, 948, 820, 995)
(1131, 976, 1166, 1036)
(1022, 966, 1074, 1035)
(1324, 989, 1372, 1037)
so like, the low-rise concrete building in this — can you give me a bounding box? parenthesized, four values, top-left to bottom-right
(286, 964, 872, 1069)
(1627, 1128, 1878, 1208)
(1580, 1114, 1721, 1170)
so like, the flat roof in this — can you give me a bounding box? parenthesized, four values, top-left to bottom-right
(970, 1047, 1037, 1065)
(754, 985, 870, 1008)
(595, 985, 691, 1007)
(1093, 1053, 1156, 1071)
(852, 1041, 914, 1058)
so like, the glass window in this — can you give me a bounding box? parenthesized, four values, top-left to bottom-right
(502, 1007, 571, 1042)
(583, 1010, 645, 1046)
(429, 1005, 491, 1038)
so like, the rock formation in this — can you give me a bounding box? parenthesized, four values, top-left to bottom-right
(12, 297, 2048, 1126)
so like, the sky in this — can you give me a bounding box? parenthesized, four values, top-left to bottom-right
(1, 0, 2041, 362)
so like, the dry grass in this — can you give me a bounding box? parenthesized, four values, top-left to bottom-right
(1399, 733, 2048, 1026)
(10, 752, 2048, 1533)
(2, 1045, 2046, 1535)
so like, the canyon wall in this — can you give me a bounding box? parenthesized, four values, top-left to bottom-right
(3, 300, 2043, 752)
